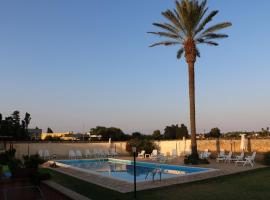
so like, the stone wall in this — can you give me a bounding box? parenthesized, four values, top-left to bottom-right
(4, 138, 270, 159)
(197, 139, 270, 153)
(12, 142, 128, 158)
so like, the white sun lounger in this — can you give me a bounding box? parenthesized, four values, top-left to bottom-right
(200, 149, 211, 159)
(150, 149, 158, 160)
(44, 149, 50, 160)
(85, 149, 91, 158)
(235, 152, 256, 167)
(138, 150, 145, 158)
(69, 150, 76, 159)
(75, 150, 83, 159)
(38, 150, 43, 158)
(231, 152, 245, 163)
(216, 151, 232, 163)
(110, 149, 118, 157)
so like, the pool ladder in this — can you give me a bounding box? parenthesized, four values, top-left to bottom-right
(145, 168, 162, 181)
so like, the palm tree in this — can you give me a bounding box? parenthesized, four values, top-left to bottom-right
(149, 0, 231, 159)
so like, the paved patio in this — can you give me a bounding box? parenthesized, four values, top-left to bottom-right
(44, 156, 266, 193)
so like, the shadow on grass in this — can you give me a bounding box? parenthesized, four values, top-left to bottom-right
(40, 167, 270, 200)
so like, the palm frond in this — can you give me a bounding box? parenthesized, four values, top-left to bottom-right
(176, 48, 184, 59)
(148, 31, 180, 40)
(201, 22, 232, 35)
(202, 41, 219, 46)
(195, 10, 218, 35)
(201, 33, 228, 40)
(149, 41, 181, 48)
(153, 23, 179, 34)
(196, 47, 201, 57)
(162, 9, 182, 31)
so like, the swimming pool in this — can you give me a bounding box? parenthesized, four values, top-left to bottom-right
(56, 158, 211, 183)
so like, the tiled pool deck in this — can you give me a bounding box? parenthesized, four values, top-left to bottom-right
(44, 157, 266, 193)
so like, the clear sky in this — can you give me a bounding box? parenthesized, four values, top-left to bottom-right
(0, 0, 269, 134)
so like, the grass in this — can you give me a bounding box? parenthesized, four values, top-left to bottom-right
(40, 167, 270, 200)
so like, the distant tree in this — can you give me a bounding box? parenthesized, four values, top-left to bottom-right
(152, 130, 162, 140)
(164, 124, 189, 140)
(90, 126, 127, 141)
(11, 111, 20, 126)
(206, 127, 221, 138)
(176, 124, 189, 139)
(0, 111, 30, 140)
(47, 127, 54, 133)
(24, 113, 31, 130)
(132, 132, 142, 139)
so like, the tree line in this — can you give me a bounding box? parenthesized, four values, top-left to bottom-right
(0, 111, 31, 140)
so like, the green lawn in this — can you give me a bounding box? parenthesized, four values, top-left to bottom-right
(40, 167, 270, 200)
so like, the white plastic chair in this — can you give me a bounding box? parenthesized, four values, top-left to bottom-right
(236, 152, 256, 167)
(150, 149, 158, 160)
(69, 150, 76, 159)
(110, 149, 118, 157)
(200, 149, 211, 159)
(76, 150, 83, 159)
(138, 150, 145, 158)
(232, 152, 245, 163)
(44, 149, 50, 160)
(85, 149, 91, 158)
(38, 150, 43, 158)
(217, 151, 232, 163)
(218, 149, 225, 158)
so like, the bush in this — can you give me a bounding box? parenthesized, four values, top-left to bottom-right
(184, 155, 209, 165)
(263, 152, 270, 166)
(0, 149, 22, 173)
(23, 154, 46, 169)
(0, 149, 16, 165)
(126, 139, 159, 156)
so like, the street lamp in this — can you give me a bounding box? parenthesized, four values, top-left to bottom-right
(132, 146, 137, 199)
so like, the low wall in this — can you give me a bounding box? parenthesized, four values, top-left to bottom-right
(5, 138, 270, 159)
(197, 139, 270, 153)
(12, 142, 128, 158)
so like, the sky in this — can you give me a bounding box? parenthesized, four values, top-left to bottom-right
(0, 0, 270, 134)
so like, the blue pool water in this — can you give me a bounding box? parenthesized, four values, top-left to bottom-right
(56, 158, 210, 183)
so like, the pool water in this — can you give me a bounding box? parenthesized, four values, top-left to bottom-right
(56, 158, 210, 183)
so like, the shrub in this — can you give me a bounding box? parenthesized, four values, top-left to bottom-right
(263, 152, 270, 166)
(0, 149, 16, 165)
(126, 139, 159, 156)
(0, 149, 22, 173)
(23, 154, 46, 169)
(184, 155, 209, 165)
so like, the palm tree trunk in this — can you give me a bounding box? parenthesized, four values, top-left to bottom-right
(188, 62, 198, 158)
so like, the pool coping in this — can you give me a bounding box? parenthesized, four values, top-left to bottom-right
(47, 158, 220, 193)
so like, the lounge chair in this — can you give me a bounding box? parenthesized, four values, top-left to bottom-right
(217, 149, 225, 159)
(76, 150, 83, 159)
(150, 149, 158, 160)
(69, 150, 76, 159)
(44, 149, 50, 160)
(93, 149, 99, 158)
(138, 150, 145, 158)
(236, 152, 256, 167)
(216, 151, 232, 163)
(231, 152, 244, 163)
(200, 149, 211, 159)
(85, 149, 91, 158)
(110, 149, 118, 157)
(157, 154, 168, 163)
(38, 150, 43, 158)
